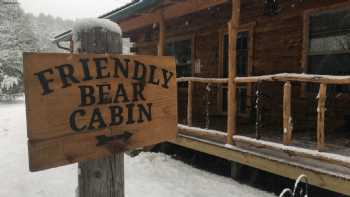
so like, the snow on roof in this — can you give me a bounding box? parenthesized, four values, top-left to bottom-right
(72, 18, 122, 52)
(72, 18, 122, 36)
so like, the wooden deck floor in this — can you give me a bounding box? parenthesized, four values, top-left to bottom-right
(241, 129, 350, 157)
(171, 128, 350, 196)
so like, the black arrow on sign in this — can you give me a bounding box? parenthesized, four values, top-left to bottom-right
(96, 131, 133, 153)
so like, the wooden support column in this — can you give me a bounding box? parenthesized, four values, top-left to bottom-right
(317, 83, 327, 151)
(187, 81, 193, 126)
(74, 25, 124, 197)
(283, 81, 293, 145)
(157, 10, 165, 56)
(226, 0, 240, 145)
(300, 11, 310, 98)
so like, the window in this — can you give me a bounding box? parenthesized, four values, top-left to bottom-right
(221, 32, 249, 114)
(165, 39, 192, 77)
(307, 8, 350, 92)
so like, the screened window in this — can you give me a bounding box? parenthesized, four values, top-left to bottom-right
(165, 39, 192, 77)
(308, 8, 350, 92)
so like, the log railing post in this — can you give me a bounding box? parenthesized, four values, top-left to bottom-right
(283, 81, 293, 145)
(227, 0, 240, 145)
(317, 83, 327, 151)
(73, 20, 124, 197)
(187, 81, 193, 126)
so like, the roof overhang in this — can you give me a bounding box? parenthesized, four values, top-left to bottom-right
(53, 0, 228, 43)
(53, 0, 162, 43)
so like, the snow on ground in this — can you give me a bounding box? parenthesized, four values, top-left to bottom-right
(0, 100, 275, 197)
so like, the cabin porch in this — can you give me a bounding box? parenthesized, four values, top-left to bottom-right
(174, 74, 350, 196)
(147, 1, 350, 195)
(177, 81, 350, 158)
(178, 116, 350, 158)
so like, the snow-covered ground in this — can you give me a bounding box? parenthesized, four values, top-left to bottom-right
(0, 100, 275, 197)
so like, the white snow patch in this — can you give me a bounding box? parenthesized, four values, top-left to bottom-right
(0, 101, 275, 197)
(1, 75, 19, 90)
(72, 18, 122, 52)
(123, 37, 134, 55)
(225, 144, 235, 149)
(73, 18, 121, 36)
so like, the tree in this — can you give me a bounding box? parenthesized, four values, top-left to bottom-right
(0, 0, 73, 97)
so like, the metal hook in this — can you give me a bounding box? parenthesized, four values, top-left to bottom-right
(279, 175, 309, 197)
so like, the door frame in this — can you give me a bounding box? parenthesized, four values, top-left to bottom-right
(216, 22, 256, 116)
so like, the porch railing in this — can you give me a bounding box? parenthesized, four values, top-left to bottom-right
(176, 73, 350, 169)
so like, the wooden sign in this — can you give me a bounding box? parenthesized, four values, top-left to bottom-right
(24, 53, 177, 171)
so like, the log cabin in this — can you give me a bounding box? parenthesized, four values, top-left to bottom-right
(54, 0, 350, 195)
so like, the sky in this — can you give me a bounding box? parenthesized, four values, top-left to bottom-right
(17, 0, 132, 20)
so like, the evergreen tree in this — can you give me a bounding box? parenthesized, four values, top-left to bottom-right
(0, 0, 73, 97)
(0, 0, 37, 95)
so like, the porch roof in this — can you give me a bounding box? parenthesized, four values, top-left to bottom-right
(53, 0, 229, 44)
(53, 0, 162, 43)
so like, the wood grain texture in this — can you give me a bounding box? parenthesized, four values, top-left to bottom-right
(157, 10, 165, 56)
(76, 27, 124, 197)
(177, 124, 350, 169)
(78, 154, 124, 197)
(227, 0, 240, 145)
(283, 81, 292, 145)
(172, 134, 350, 196)
(187, 81, 193, 126)
(24, 53, 177, 171)
(317, 83, 327, 151)
(235, 73, 350, 84)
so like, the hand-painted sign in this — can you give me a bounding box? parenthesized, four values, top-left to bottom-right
(24, 53, 177, 171)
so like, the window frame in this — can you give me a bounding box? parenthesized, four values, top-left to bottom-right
(302, 2, 350, 76)
(165, 35, 194, 78)
(302, 3, 350, 94)
(216, 22, 255, 116)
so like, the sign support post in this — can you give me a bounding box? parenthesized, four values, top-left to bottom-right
(74, 25, 124, 197)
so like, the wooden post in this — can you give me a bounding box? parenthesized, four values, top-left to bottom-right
(157, 10, 165, 56)
(73, 25, 124, 197)
(283, 81, 293, 145)
(227, 0, 240, 145)
(317, 83, 327, 151)
(300, 11, 310, 98)
(187, 81, 193, 126)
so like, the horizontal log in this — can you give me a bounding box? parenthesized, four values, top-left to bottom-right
(177, 124, 226, 143)
(177, 77, 228, 84)
(177, 73, 350, 85)
(232, 136, 350, 169)
(235, 73, 350, 84)
(177, 124, 350, 169)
